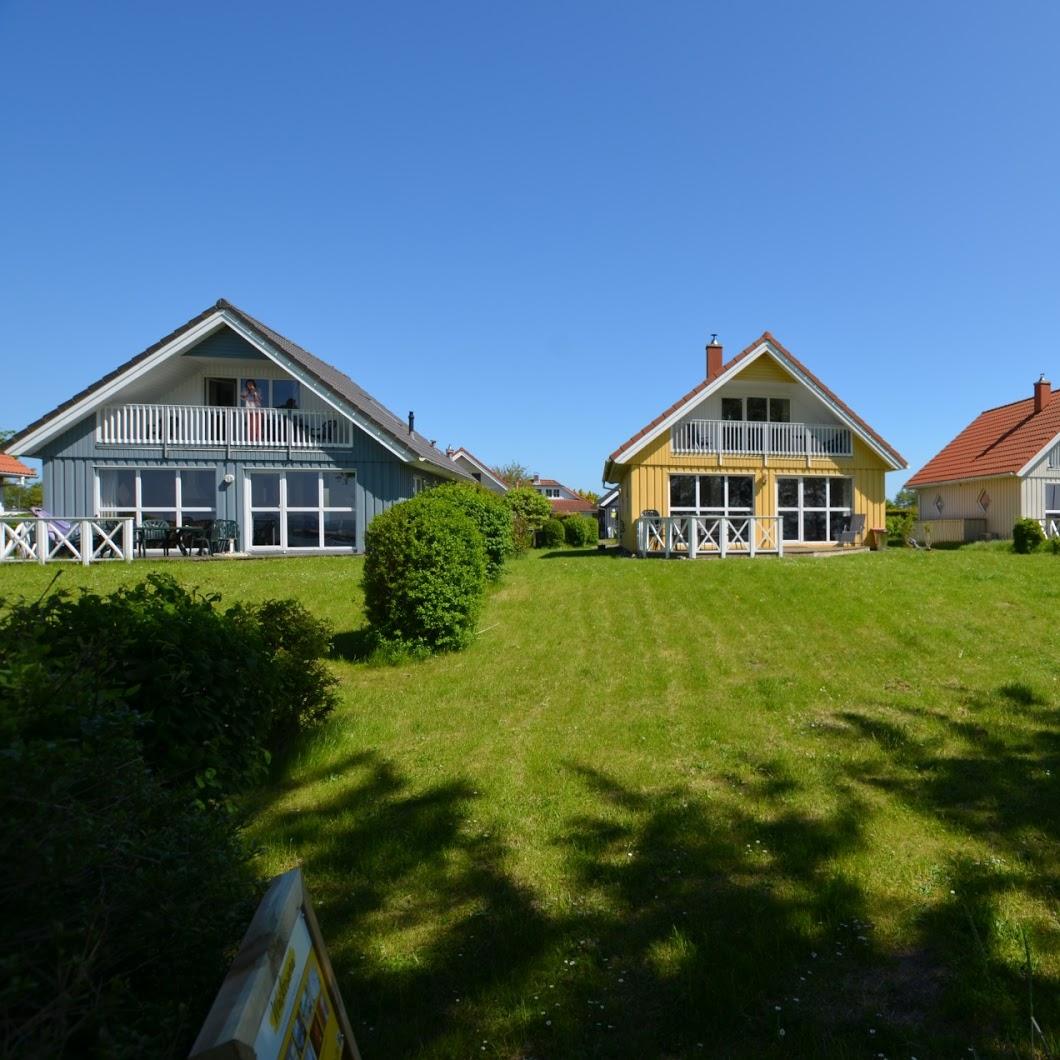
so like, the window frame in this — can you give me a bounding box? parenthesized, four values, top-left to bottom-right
(775, 476, 852, 542)
(95, 466, 217, 525)
(245, 468, 356, 551)
(669, 474, 755, 516)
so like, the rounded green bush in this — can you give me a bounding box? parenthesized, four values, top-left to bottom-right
(429, 482, 513, 579)
(363, 493, 487, 651)
(1013, 517, 1046, 554)
(538, 516, 566, 548)
(563, 514, 598, 546)
(504, 486, 553, 551)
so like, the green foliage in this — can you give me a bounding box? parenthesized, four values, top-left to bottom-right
(493, 462, 533, 489)
(0, 573, 337, 1056)
(428, 482, 513, 579)
(504, 487, 553, 551)
(363, 493, 487, 652)
(1, 574, 338, 794)
(539, 517, 566, 548)
(886, 509, 915, 546)
(890, 487, 918, 509)
(576, 488, 601, 505)
(1013, 517, 1045, 553)
(1, 478, 42, 512)
(563, 514, 598, 547)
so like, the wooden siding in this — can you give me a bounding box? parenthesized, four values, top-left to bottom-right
(37, 411, 440, 552)
(913, 476, 1020, 538)
(1021, 448, 1060, 521)
(731, 356, 797, 384)
(616, 429, 888, 551)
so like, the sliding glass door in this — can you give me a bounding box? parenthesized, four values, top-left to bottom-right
(245, 470, 356, 551)
(776, 477, 852, 542)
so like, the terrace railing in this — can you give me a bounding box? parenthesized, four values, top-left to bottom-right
(96, 404, 353, 449)
(671, 419, 852, 458)
(635, 514, 783, 558)
(0, 516, 135, 565)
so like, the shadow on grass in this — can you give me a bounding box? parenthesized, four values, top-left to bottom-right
(330, 627, 376, 662)
(251, 746, 979, 1057)
(836, 684, 1060, 1054)
(539, 547, 621, 560)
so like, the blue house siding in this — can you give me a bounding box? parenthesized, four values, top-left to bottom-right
(38, 412, 443, 551)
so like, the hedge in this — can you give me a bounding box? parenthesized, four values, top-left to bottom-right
(428, 482, 513, 579)
(563, 514, 598, 546)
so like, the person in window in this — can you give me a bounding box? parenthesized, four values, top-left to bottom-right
(242, 379, 263, 440)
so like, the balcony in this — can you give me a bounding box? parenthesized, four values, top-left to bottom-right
(671, 419, 852, 459)
(96, 404, 353, 449)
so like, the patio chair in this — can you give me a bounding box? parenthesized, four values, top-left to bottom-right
(836, 513, 866, 547)
(30, 506, 82, 557)
(138, 519, 172, 558)
(208, 519, 239, 555)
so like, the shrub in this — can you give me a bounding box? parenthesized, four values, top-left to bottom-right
(886, 510, 914, 546)
(363, 492, 487, 652)
(428, 482, 513, 579)
(504, 487, 553, 551)
(564, 514, 598, 547)
(0, 573, 343, 1056)
(1013, 517, 1045, 554)
(539, 517, 566, 548)
(0, 574, 337, 794)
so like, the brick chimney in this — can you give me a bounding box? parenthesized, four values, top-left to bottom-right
(1034, 375, 1052, 414)
(706, 334, 723, 381)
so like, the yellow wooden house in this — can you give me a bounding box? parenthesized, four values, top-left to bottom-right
(602, 332, 907, 556)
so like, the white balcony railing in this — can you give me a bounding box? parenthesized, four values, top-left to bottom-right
(635, 514, 783, 558)
(96, 404, 353, 449)
(671, 419, 852, 458)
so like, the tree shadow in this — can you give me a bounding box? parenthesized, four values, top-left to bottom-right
(539, 547, 621, 560)
(330, 627, 376, 662)
(834, 685, 1060, 1053)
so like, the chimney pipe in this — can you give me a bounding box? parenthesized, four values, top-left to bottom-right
(706, 334, 723, 381)
(1034, 375, 1051, 414)
(408, 410, 415, 434)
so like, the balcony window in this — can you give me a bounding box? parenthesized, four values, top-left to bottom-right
(720, 396, 791, 422)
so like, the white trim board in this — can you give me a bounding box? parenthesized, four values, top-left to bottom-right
(608, 341, 904, 472)
(448, 449, 509, 491)
(1017, 429, 1060, 478)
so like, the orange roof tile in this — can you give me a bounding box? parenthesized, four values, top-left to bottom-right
(606, 332, 906, 469)
(0, 453, 34, 478)
(551, 497, 596, 515)
(907, 388, 1060, 486)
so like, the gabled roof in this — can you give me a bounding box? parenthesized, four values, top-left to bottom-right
(603, 331, 906, 477)
(0, 453, 34, 478)
(446, 447, 508, 491)
(5, 300, 471, 482)
(551, 497, 596, 516)
(598, 486, 620, 507)
(907, 387, 1060, 487)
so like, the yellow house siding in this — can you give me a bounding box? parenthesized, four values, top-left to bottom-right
(615, 431, 888, 550)
(731, 357, 797, 384)
(914, 476, 1020, 537)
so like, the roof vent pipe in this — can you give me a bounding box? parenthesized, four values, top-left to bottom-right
(1034, 375, 1052, 414)
(408, 410, 415, 434)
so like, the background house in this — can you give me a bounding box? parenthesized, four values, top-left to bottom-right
(0, 453, 35, 513)
(906, 376, 1060, 540)
(603, 333, 906, 554)
(2, 300, 471, 553)
(445, 447, 508, 494)
(531, 476, 596, 517)
(598, 486, 621, 539)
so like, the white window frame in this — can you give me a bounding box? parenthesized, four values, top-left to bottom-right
(776, 476, 852, 542)
(720, 396, 791, 422)
(95, 466, 217, 525)
(1045, 482, 1060, 534)
(669, 474, 754, 516)
(245, 468, 356, 551)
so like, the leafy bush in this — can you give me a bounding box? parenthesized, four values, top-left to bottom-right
(0, 573, 338, 1057)
(539, 517, 566, 548)
(0, 574, 338, 794)
(429, 482, 513, 579)
(1013, 517, 1045, 553)
(886, 509, 914, 546)
(563, 514, 598, 547)
(363, 493, 487, 652)
(504, 487, 552, 551)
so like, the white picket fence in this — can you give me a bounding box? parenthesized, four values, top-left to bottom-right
(0, 516, 135, 565)
(635, 514, 784, 558)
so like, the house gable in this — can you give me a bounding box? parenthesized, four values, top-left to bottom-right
(604, 333, 906, 477)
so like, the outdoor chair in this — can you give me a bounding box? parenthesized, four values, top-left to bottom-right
(30, 506, 82, 557)
(208, 519, 239, 554)
(836, 513, 866, 547)
(137, 519, 172, 558)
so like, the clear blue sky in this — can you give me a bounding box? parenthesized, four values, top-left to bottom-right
(3, 1, 1059, 496)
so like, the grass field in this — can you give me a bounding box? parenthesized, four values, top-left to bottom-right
(3, 546, 1059, 1057)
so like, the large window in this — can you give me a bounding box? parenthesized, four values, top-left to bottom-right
(776, 477, 851, 542)
(1045, 483, 1060, 530)
(720, 396, 790, 422)
(670, 475, 754, 514)
(247, 470, 356, 550)
(97, 468, 216, 524)
(205, 377, 301, 409)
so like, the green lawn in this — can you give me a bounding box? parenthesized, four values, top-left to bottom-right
(4, 547, 1059, 1057)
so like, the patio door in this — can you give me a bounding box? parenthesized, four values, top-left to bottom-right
(245, 470, 356, 551)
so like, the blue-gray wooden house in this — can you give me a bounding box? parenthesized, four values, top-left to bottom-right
(4, 300, 472, 553)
